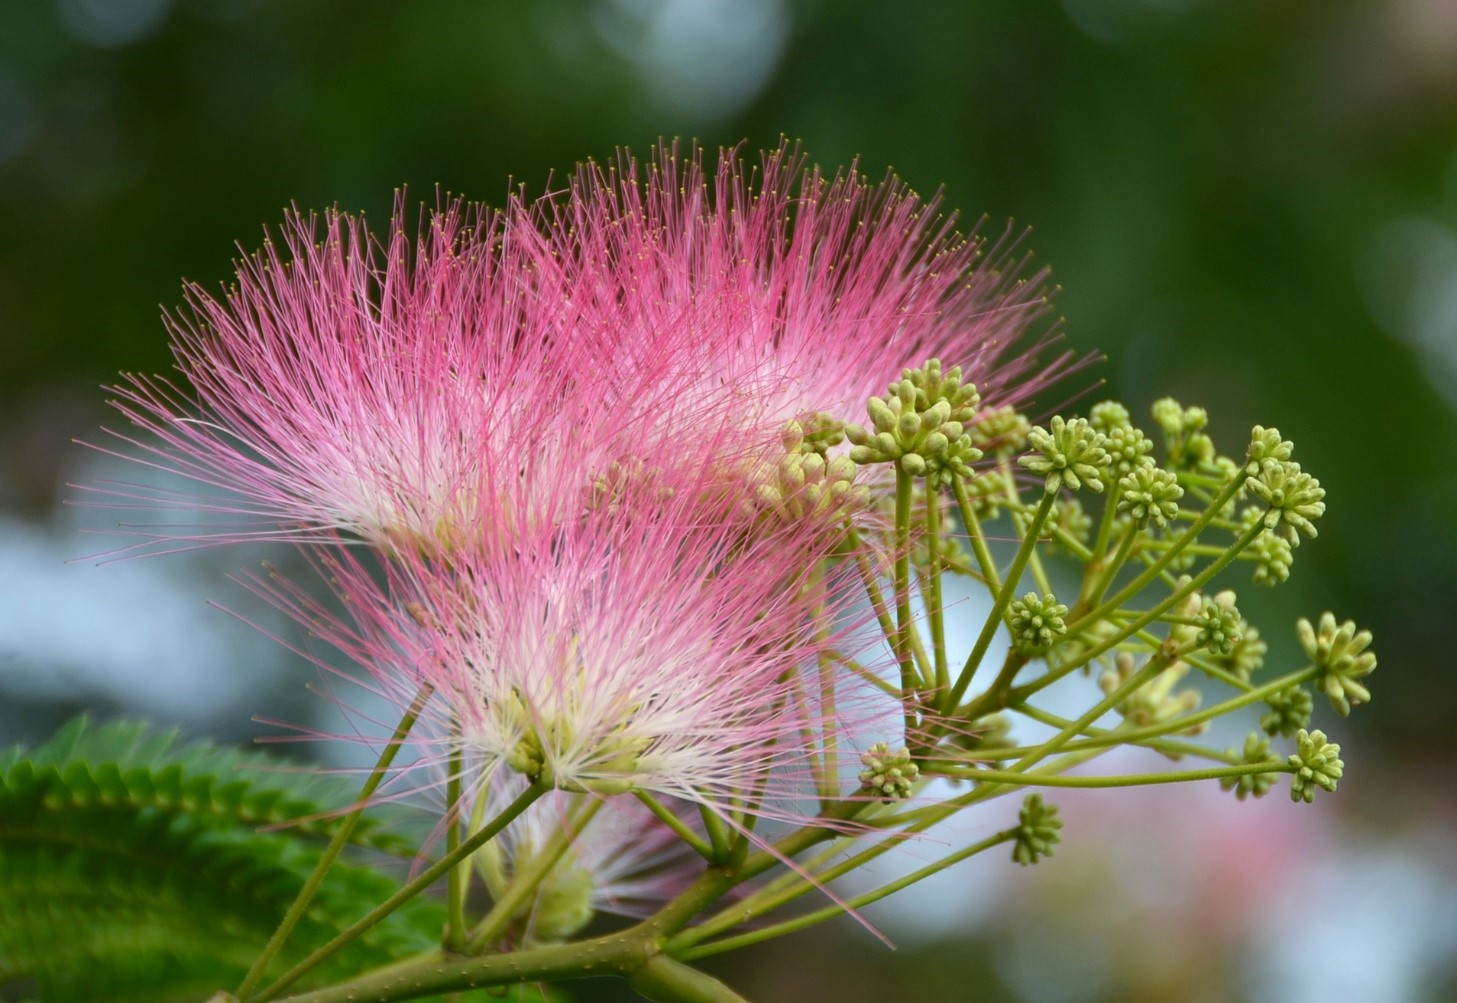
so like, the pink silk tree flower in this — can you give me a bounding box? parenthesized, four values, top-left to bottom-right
(470, 776, 703, 945)
(89, 198, 630, 558)
(258, 451, 879, 819)
(525, 141, 1070, 437)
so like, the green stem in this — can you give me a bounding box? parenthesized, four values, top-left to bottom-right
(238, 684, 432, 1000)
(444, 723, 466, 953)
(630, 955, 750, 1003)
(1069, 471, 1250, 636)
(1001, 460, 1054, 599)
(255, 783, 545, 1002)
(637, 792, 715, 858)
(812, 560, 839, 801)
(893, 468, 920, 706)
(273, 932, 652, 1003)
(950, 472, 1002, 591)
(1010, 702, 1236, 763)
(1084, 523, 1137, 608)
(1013, 517, 1267, 703)
(929, 761, 1285, 788)
(925, 483, 950, 695)
(1006, 647, 1174, 774)
(943, 490, 1057, 712)
(699, 803, 732, 862)
(465, 797, 603, 952)
(849, 528, 933, 685)
(1014, 665, 1320, 751)
(678, 829, 1019, 961)
(831, 651, 903, 698)
(1090, 479, 1122, 562)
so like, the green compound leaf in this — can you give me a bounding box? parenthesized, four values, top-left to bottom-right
(0, 717, 444, 1002)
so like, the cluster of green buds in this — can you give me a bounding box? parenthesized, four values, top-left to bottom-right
(845, 370, 1375, 832)
(858, 743, 920, 801)
(739, 414, 869, 530)
(845, 359, 983, 486)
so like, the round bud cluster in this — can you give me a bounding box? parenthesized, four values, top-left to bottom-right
(1240, 506, 1295, 585)
(1088, 399, 1131, 434)
(1012, 793, 1063, 866)
(1008, 592, 1069, 653)
(1152, 397, 1196, 436)
(1117, 464, 1183, 527)
(1020, 416, 1111, 493)
(858, 743, 920, 801)
(1152, 398, 1215, 468)
(1260, 685, 1314, 739)
(968, 404, 1031, 455)
(1220, 733, 1278, 801)
(1195, 598, 1242, 655)
(1297, 612, 1376, 716)
(1100, 651, 1204, 735)
(782, 412, 847, 457)
(753, 449, 866, 526)
(1245, 425, 1294, 475)
(1104, 424, 1154, 477)
(962, 469, 1012, 520)
(1288, 729, 1343, 804)
(1213, 618, 1266, 682)
(845, 360, 983, 486)
(587, 457, 675, 515)
(1249, 459, 1325, 545)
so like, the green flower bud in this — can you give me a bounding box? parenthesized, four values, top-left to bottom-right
(1220, 733, 1279, 801)
(962, 468, 1012, 520)
(1261, 685, 1313, 739)
(1008, 592, 1069, 653)
(1245, 425, 1294, 475)
(898, 358, 981, 421)
(1213, 618, 1266, 682)
(1152, 397, 1187, 436)
(1298, 613, 1376, 716)
(1105, 424, 1155, 477)
(1012, 793, 1063, 866)
(753, 449, 868, 526)
(1288, 729, 1343, 804)
(969, 405, 1031, 455)
(1249, 459, 1325, 545)
(1195, 598, 1242, 655)
(1089, 400, 1132, 434)
(846, 360, 983, 484)
(1117, 464, 1183, 527)
(1240, 506, 1295, 585)
(1020, 416, 1111, 493)
(859, 742, 919, 801)
(783, 412, 847, 456)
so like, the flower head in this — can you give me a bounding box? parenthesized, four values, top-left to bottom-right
(94, 199, 630, 556)
(270, 457, 875, 816)
(535, 142, 1067, 438)
(471, 778, 700, 943)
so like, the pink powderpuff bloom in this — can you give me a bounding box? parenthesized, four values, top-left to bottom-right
(88, 197, 658, 558)
(255, 448, 882, 820)
(469, 775, 703, 944)
(526, 140, 1072, 437)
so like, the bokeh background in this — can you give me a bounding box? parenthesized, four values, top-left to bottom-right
(3, 1, 1456, 1001)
